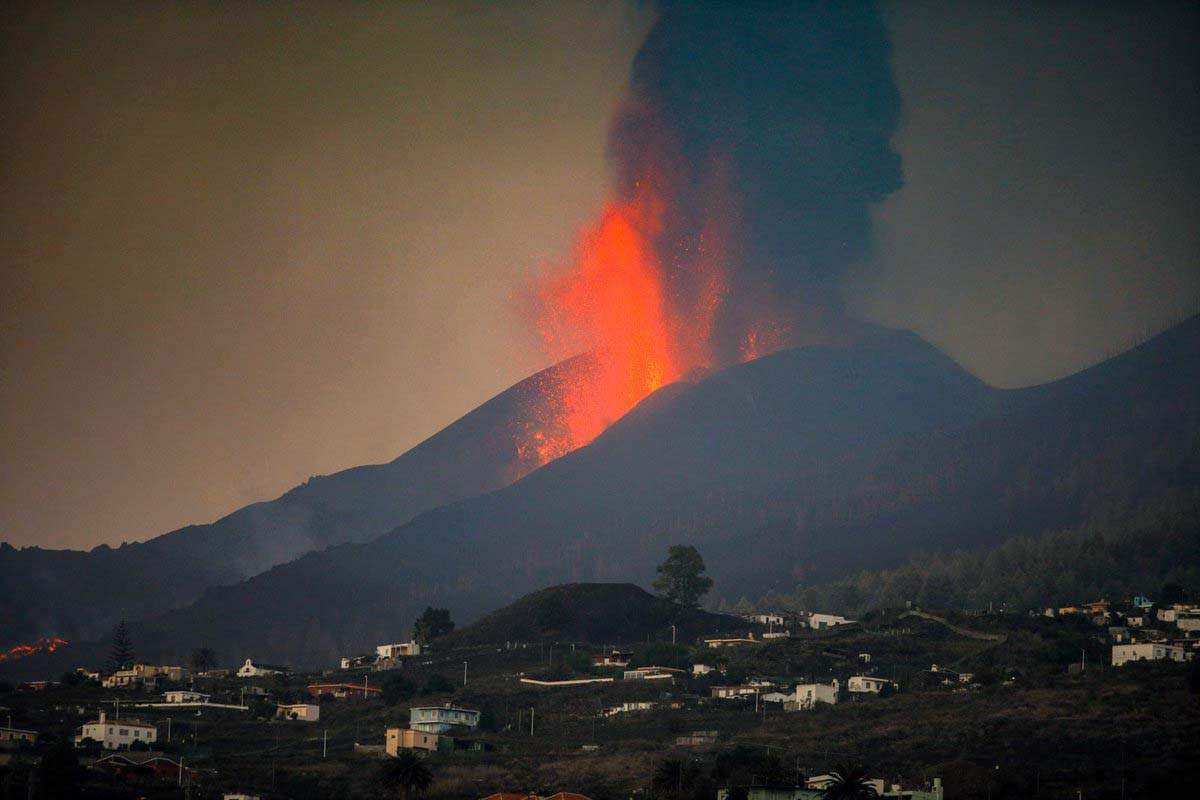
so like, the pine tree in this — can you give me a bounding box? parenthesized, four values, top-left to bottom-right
(109, 621, 134, 671)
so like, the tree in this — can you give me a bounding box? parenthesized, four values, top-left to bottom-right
(190, 647, 217, 675)
(37, 740, 84, 799)
(650, 757, 705, 800)
(820, 764, 879, 800)
(379, 751, 433, 800)
(109, 620, 134, 671)
(421, 673, 454, 695)
(412, 607, 455, 644)
(653, 545, 713, 608)
(1161, 582, 1185, 604)
(381, 675, 417, 706)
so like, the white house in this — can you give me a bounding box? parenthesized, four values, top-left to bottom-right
(744, 613, 787, 627)
(275, 703, 320, 722)
(591, 650, 632, 668)
(164, 690, 210, 704)
(623, 666, 680, 681)
(692, 663, 717, 677)
(409, 705, 480, 734)
(1112, 642, 1191, 667)
(376, 642, 422, 659)
(237, 659, 290, 678)
(848, 675, 897, 694)
(601, 701, 656, 717)
(710, 685, 761, 699)
(760, 691, 791, 703)
(75, 712, 157, 750)
(787, 679, 839, 710)
(808, 613, 853, 630)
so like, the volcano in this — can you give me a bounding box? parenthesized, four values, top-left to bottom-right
(7, 316, 1193, 678)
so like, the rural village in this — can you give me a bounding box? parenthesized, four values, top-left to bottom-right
(1, 554, 1197, 799)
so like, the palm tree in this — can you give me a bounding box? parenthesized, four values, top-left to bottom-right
(820, 764, 878, 800)
(380, 751, 434, 800)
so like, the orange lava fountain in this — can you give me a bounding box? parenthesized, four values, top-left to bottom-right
(524, 178, 725, 466)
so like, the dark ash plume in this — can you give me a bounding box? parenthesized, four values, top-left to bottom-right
(612, 0, 903, 358)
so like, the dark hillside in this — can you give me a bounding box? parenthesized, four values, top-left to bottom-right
(0, 357, 587, 647)
(7, 317, 1196, 675)
(442, 583, 747, 647)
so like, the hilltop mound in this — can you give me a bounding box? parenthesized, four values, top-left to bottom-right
(442, 583, 747, 646)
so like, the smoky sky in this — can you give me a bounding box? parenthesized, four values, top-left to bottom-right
(2, 1, 1197, 550)
(612, 0, 902, 356)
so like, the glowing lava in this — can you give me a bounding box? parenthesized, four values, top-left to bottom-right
(522, 178, 724, 467)
(0, 636, 68, 662)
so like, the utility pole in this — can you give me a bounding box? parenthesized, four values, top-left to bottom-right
(530, 707, 535, 736)
(323, 729, 328, 758)
(463, 661, 468, 686)
(671, 625, 677, 645)
(167, 717, 172, 743)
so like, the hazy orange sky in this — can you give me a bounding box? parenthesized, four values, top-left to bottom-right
(2, 1, 1197, 550)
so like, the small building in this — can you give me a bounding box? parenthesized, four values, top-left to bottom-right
(376, 642, 422, 659)
(410, 705, 480, 734)
(340, 654, 374, 670)
(692, 663, 717, 677)
(237, 659, 291, 678)
(0, 726, 38, 748)
(786, 680, 839, 711)
(623, 666, 680, 681)
(807, 613, 853, 630)
(276, 703, 320, 722)
(164, 690, 210, 704)
(307, 682, 381, 700)
(1108, 626, 1131, 643)
(1112, 642, 1191, 667)
(75, 712, 158, 750)
(711, 685, 761, 700)
(1127, 615, 1146, 628)
(760, 691, 791, 704)
(224, 795, 262, 800)
(675, 730, 718, 747)
(847, 676, 896, 694)
(600, 700, 681, 717)
(1132, 595, 1154, 610)
(744, 613, 787, 627)
(703, 634, 758, 648)
(94, 753, 197, 783)
(386, 727, 441, 755)
(591, 650, 632, 668)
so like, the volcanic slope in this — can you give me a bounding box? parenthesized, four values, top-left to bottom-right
(20, 317, 1199, 673)
(0, 357, 590, 648)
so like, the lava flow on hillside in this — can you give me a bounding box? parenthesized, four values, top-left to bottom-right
(0, 636, 68, 663)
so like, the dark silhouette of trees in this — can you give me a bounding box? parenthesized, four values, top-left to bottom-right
(820, 764, 879, 800)
(653, 545, 713, 608)
(38, 740, 84, 799)
(413, 607, 455, 644)
(190, 647, 217, 674)
(381, 675, 416, 706)
(379, 751, 433, 800)
(421, 673, 454, 695)
(109, 620, 133, 671)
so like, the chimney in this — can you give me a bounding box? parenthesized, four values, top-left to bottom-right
(98, 710, 106, 723)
